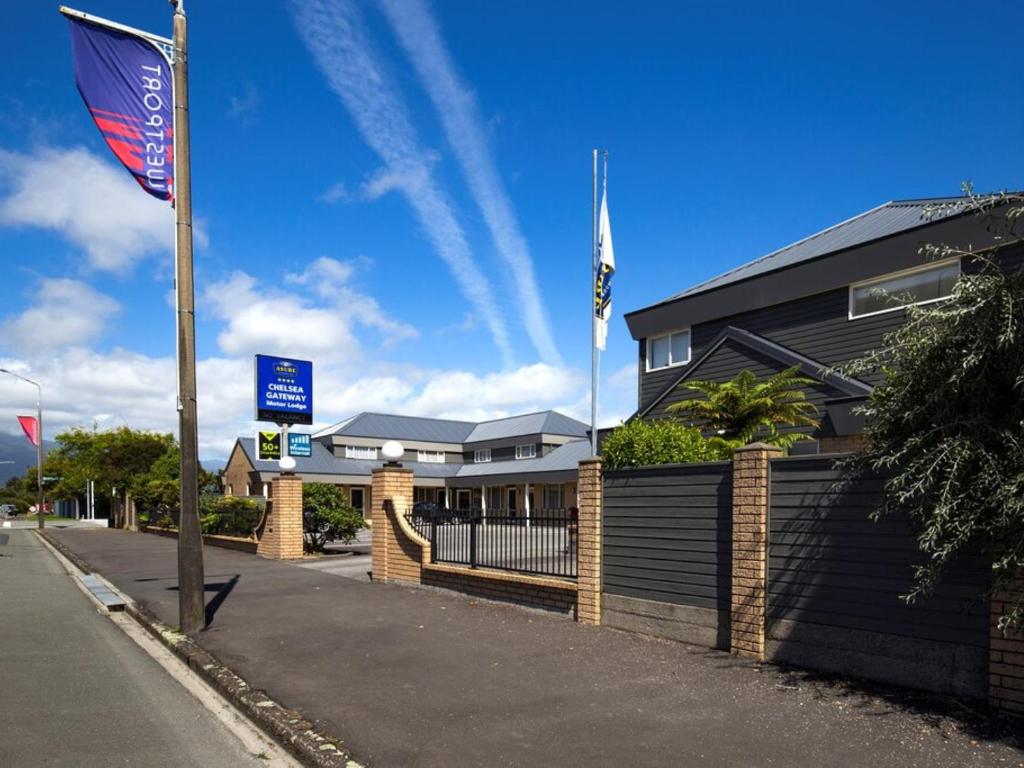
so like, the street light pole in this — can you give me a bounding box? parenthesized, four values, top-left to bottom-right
(0, 368, 44, 529)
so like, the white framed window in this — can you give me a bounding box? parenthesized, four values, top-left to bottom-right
(849, 259, 960, 319)
(345, 445, 378, 460)
(515, 444, 537, 460)
(417, 450, 445, 463)
(646, 329, 691, 371)
(474, 448, 491, 463)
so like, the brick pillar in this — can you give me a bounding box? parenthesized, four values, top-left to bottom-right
(990, 580, 1024, 715)
(257, 473, 304, 559)
(370, 465, 414, 583)
(577, 458, 602, 625)
(731, 443, 782, 659)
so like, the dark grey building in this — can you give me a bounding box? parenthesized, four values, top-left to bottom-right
(624, 196, 1023, 451)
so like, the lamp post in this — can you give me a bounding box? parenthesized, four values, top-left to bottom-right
(0, 368, 44, 529)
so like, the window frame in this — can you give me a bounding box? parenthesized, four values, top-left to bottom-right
(474, 448, 492, 464)
(645, 328, 692, 372)
(848, 258, 961, 320)
(416, 450, 445, 464)
(345, 445, 378, 460)
(544, 485, 564, 510)
(515, 444, 537, 460)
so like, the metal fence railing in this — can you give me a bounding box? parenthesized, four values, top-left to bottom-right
(406, 508, 577, 579)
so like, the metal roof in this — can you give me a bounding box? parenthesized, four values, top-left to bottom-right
(455, 439, 592, 479)
(464, 411, 589, 443)
(641, 197, 971, 310)
(235, 436, 591, 483)
(326, 412, 475, 443)
(320, 410, 588, 444)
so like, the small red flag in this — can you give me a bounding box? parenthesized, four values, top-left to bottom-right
(17, 416, 39, 447)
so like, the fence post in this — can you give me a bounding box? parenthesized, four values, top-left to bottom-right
(256, 473, 304, 560)
(577, 457, 603, 625)
(430, 515, 437, 564)
(370, 464, 415, 583)
(990, 578, 1024, 715)
(730, 443, 782, 659)
(470, 515, 478, 569)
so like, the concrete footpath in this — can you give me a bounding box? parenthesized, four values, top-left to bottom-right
(48, 526, 1024, 768)
(0, 529, 269, 768)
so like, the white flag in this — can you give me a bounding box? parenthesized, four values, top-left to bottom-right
(594, 192, 616, 350)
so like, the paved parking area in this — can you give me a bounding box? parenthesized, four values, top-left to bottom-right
(48, 526, 1024, 768)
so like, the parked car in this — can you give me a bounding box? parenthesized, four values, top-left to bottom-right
(411, 501, 441, 525)
(0, 504, 17, 519)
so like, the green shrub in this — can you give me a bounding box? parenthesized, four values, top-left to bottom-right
(200, 494, 262, 538)
(602, 419, 731, 469)
(303, 483, 364, 553)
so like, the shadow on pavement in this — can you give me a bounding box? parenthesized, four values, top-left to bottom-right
(166, 574, 241, 628)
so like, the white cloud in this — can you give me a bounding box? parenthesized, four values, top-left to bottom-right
(1, 278, 119, 352)
(0, 344, 601, 461)
(229, 83, 261, 119)
(205, 256, 417, 363)
(378, 0, 562, 366)
(289, 0, 514, 366)
(319, 181, 350, 203)
(0, 146, 174, 272)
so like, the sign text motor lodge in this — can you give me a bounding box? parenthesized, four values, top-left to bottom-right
(255, 355, 313, 425)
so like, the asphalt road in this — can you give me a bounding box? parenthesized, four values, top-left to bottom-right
(48, 527, 1024, 768)
(0, 529, 266, 768)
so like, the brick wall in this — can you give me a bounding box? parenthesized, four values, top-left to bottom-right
(371, 466, 418, 584)
(371, 464, 581, 617)
(730, 443, 782, 658)
(577, 458, 602, 625)
(256, 473, 303, 559)
(422, 564, 576, 615)
(991, 582, 1024, 715)
(223, 444, 254, 497)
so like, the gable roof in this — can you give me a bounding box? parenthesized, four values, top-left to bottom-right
(464, 411, 589, 443)
(636, 326, 873, 419)
(631, 197, 972, 314)
(321, 412, 476, 443)
(316, 410, 588, 444)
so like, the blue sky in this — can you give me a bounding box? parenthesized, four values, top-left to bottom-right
(0, 1, 1020, 459)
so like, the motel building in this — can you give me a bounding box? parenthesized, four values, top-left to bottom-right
(222, 411, 591, 520)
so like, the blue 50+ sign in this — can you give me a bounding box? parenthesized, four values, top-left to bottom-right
(254, 355, 313, 425)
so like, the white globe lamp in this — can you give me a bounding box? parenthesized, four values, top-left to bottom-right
(279, 455, 297, 472)
(381, 440, 404, 466)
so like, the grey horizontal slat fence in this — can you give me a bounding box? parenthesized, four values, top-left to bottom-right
(603, 462, 732, 612)
(767, 455, 990, 697)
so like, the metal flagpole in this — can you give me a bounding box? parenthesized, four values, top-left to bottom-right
(171, 0, 205, 634)
(591, 150, 598, 456)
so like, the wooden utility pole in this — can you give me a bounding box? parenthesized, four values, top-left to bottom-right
(172, 0, 205, 634)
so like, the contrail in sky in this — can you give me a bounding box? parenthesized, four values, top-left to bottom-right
(290, 0, 514, 367)
(377, 0, 563, 367)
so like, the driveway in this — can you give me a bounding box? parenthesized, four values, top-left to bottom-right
(47, 527, 1023, 768)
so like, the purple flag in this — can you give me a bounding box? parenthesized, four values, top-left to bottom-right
(67, 17, 174, 202)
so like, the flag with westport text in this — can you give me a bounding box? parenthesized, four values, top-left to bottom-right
(66, 16, 174, 201)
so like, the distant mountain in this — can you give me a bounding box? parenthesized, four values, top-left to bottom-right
(0, 432, 52, 484)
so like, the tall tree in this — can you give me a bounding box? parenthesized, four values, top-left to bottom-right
(840, 190, 1024, 630)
